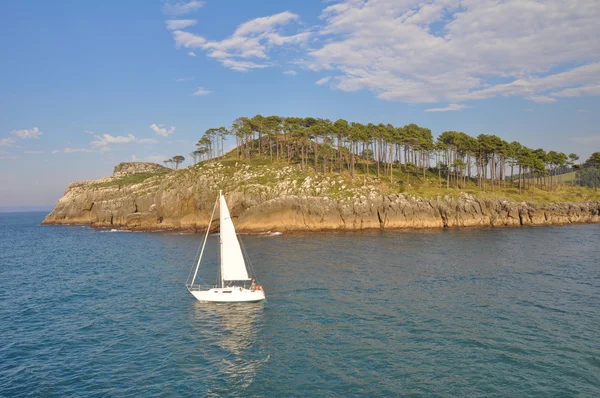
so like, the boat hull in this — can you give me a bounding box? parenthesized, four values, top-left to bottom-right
(189, 287, 266, 303)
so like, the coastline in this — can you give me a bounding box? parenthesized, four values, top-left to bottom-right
(41, 210, 600, 233)
(42, 161, 600, 233)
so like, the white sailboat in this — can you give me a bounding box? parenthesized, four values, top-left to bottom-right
(186, 191, 265, 303)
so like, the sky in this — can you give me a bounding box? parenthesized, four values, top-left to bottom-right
(1, 0, 599, 210)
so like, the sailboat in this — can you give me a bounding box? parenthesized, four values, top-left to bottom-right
(186, 191, 265, 303)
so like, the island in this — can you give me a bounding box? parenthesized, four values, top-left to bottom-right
(43, 118, 600, 231)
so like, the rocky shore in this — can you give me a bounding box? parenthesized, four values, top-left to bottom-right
(42, 162, 600, 232)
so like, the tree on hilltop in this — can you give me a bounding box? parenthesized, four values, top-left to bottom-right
(172, 155, 185, 170)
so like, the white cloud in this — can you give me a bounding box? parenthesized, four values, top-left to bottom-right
(577, 108, 591, 113)
(150, 124, 176, 136)
(64, 147, 93, 153)
(551, 83, 600, 98)
(162, 1, 204, 16)
(305, 0, 600, 104)
(88, 133, 158, 151)
(284, 70, 297, 75)
(52, 150, 59, 154)
(11, 127, 43, 139)
(316, 77, 331, 86)
(573, 135, 600, 144)
(165, 19, 197, 30)
(175, 77, 193, 82)
(0, 137, 17, 147)
(172, 30, 207, 48)
(528, 95, 556, 103)
(168, 11, 309, 71)
(24, 150, 44, 154)
(91, 134, 132, 152)
(220, 59, 269, 72)
(192, 87, 212, 95)
(425, 103, 468, 112)
(188, 51, 196, 57)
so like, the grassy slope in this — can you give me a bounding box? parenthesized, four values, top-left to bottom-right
(110, 154, 599, 205)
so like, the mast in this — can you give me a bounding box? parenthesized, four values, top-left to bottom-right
(219, 190, 224, 288)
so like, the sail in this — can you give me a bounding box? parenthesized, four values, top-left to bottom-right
(219, 194, 250, 281)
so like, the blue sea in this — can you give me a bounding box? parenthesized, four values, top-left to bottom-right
(1, 212, 599, 397)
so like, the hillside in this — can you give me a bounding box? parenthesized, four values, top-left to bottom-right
(42, 158, 600, 232)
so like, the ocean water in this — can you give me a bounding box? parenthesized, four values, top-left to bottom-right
(1, 212, 599, 397)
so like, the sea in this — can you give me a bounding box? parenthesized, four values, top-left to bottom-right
(1, 212, 599, 397)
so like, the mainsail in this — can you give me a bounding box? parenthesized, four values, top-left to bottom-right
(219, 194, 250, 281)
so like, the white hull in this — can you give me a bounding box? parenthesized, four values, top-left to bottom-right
(189, 287, 266, 303)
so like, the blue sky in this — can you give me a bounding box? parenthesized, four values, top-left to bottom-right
(1, 0, 599, 210)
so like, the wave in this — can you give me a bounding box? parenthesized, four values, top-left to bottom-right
(238, 231, 283, 237)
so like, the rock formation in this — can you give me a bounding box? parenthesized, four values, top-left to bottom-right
(42, 162, 600, 231)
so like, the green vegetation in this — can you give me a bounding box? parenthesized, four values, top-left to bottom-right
(92, 171, 169, 189)
(178, 116, 600, 204)
(163, 155, 186, 170)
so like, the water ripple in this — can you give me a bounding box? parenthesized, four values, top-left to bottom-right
(1, 214, 600, 396)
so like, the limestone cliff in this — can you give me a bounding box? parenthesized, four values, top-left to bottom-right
(42, 161, 600, 231)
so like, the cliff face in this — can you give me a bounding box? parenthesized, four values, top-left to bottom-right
(42, 161, 600, 232)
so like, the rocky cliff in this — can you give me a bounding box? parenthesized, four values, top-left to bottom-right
(42, 161, 600, 232)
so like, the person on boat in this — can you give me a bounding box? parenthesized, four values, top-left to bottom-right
(250, 279, 256, 291)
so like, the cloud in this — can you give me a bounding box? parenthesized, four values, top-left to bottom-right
(11, 127, 43, 139)
(551, 83, 600, 98)
(168, 11, 310, 71)
(187, 51, 196, 57)
(24, 150, 44, 154)
(573, 135, 600, 144)
(162, 1, 204, 16)
(192, 87, 212, 95)
(0, 137, 17, 147)
(305, 0, 600, 104)
(175, 77, 193, 82)
(150, 124, 176, 136)
(91, 134, 133, 152)
(172, 30, 207, 48)
(52, 150, 59, 154)
(219, 59, 269, 72)
(165, 19, 197, 30)
(284, 70, 297, 75)
(425, 104, 468, 112)
(528, 95, 557, 103)
(316, 77, 331, 86)
(577, 108, 591, 113)
(88, 133, 158, 151)
(64, 147, 93, 153)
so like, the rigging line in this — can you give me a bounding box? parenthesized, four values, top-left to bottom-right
(238, 235, 260, 285)
(186, 239, 203, 285)
(189, 195, 218, 288)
